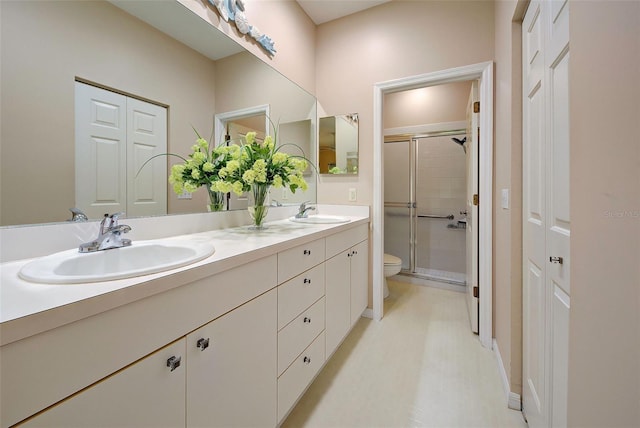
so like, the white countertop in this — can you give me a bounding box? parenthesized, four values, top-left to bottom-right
(0, 215, 369, 346)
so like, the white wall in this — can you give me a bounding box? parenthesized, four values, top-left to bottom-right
(567, 2, 640, 425)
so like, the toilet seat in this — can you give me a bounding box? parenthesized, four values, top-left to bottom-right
(384, 253, 402, 266)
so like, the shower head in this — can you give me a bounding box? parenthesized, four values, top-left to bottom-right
(452, 137, 467, 153)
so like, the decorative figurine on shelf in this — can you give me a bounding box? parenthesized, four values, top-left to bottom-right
(207, 0, 276, 56)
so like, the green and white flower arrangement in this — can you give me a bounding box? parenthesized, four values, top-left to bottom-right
(165, 121, 310, 227)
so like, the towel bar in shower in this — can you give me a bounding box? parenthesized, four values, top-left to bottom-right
(418, 214, 455, 220)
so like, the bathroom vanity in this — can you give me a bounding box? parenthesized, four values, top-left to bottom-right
(0, 209, 369, 427)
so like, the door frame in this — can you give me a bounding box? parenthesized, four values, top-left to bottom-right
(214, 104, 270, 146)
(372, 61, 494, 348)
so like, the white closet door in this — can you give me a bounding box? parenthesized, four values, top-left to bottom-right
(76, 82, 167, 219)
(523, 1, 570, 427)
(126, 98, 167, 217)
(75, 82, 127, 219)
(546, 0, 570, 426)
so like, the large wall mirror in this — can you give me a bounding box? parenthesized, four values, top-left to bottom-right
(0, 0, 316, 227)
(318, 114, 359, 175)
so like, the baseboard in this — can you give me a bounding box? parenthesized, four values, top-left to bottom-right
(493, 339, 522, 411)
(361, 308, 374, 319)
(392, 274, 466, 293)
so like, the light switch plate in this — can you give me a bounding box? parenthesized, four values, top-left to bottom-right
(501, 188, 509, 209)
(348, 188, 357, 202)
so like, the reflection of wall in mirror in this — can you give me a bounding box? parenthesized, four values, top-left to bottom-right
(0, 0, 216, 225)
(318, 116, 336, 173)
(335, 116, 358, 174)
(0, 0, 317, 226)
(277, 119, 314, 204)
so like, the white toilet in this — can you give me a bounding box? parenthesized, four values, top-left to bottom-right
(383, 253, 402, 298)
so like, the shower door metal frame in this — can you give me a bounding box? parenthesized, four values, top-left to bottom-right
(385, 130, 466, 279)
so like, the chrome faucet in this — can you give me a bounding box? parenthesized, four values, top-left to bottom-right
(79, 212, 132, 253)
(295, 201, 316, 218)
(68, 208, 88, 222)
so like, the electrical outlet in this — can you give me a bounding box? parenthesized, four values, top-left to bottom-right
(348, 188, 357, 202)
(281, 188, 288, 200)
(177, 190, 192, 200)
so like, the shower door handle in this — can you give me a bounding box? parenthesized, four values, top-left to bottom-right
(384, 202, 415, 208)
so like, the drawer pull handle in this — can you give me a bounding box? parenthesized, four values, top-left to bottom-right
(303, 356, 311, 364)
(197, 338, 210, 351)
(303, 278, 312, 284)
(303, 317, 311, 324)
(303, 249, 312, 255)
(167, 356, 181, 372)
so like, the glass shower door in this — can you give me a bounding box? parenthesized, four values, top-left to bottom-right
(383, 139, 413, 271)
(414, 135, 467, 284)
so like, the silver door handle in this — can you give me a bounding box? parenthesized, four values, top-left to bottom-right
(549, 256, 563, 264)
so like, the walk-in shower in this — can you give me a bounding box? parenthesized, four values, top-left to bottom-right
(384, 131, 468, 286)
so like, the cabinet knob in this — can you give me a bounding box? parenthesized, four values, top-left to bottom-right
(197, 338, 210, 351)
(303, 249, 312, 255)
(303, 356, 311, 364)
(303, 278, 312, 285)
(166, 356, 181, 372)
(549, 256, 564, 264)
(303, 317, 311, 324)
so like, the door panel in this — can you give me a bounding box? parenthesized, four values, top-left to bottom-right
(523, 1, 570, 426)
(127, 97, 167, 217)
(75, 82, 127, 218)
(466, 81, 480, 333)
(523, 2, 548, 426)
(384, 140, 412, 271)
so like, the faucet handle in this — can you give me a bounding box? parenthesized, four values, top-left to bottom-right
(108, 212, 126, 228)
(109, 212, 125, 221)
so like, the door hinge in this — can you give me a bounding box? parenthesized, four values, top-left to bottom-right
(473, 101, 480, 113)
(473, 194, 479, 206)
(473, 286, 479, 299)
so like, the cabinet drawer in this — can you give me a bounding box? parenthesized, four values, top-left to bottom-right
(325, 223, 368, 259)
(278, 238, 325, 284)
(278, 297, 325, 376)
(278, 263, 325, 329)
(277, 332, 325, 423)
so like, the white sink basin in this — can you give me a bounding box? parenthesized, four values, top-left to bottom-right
(18, 239, 215, 284)
(289, 215, 351, 224)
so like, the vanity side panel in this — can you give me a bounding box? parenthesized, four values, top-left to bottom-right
(0, 255, 277, 428)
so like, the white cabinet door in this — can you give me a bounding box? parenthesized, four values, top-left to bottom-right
(325, 249, 351, 358)
(325, 238, 369, 357)
(21, 339, 186, 428)
(186, 289, 277, 428)
(350, 240, 368, 326)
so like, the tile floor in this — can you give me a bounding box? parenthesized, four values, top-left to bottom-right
(282, 280, 527, 428)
